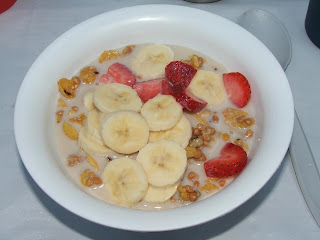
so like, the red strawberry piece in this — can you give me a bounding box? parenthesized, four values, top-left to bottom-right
(160, 78, 207, 112)
(133, 78, 167, 103)
(165, 61, 197, 89)
(173, 90, 207, 113)
(204, 143, 248, 178)
(99, 74, 113, 84)
(99, 63, 136, 86)
(160, 78, 173, 95)
(223, 72, 251, 108)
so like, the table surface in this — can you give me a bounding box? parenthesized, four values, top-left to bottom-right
(1, 0, 320, 239)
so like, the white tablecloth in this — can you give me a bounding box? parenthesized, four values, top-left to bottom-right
(1, 0, 320, 239)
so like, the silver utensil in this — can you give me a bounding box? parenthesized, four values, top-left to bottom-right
(238, 8, 320, 227)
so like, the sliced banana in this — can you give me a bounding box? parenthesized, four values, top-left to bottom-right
(83, 89, 95, 111)
(188, 70, 227, 107)
(86, 109, 106, 144)
(136, 140, 187, 187)
(93, 83, 142, 113)
(144, 181, 179, 203)
(148, 115, 192, 148)
(78, 127, 112, 156)
(140, 94, 183, 131)
(131, 44, 174, 79)
(100, 111, 149, 154)
(102, 157, 148, 206)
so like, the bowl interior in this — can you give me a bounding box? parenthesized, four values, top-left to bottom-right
(14, 4, 293, 231)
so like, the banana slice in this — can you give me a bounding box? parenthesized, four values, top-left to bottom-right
(144, 181, 179, 203)
(148, 115, 192, 148)
(102, 157, 148, 206)
(93, 83, 142, 113)
(188, 70, 227, 107)
(136, 140, 187, 187)
(78, 127, 112, 156)
(100, 111, 149, 154)
(131, 44, 174, 79)
(83, 89, 96, 111)
(86, 109, 106, 144)
(140, 94, 183, 131)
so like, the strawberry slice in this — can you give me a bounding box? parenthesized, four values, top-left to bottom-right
(161, 78, 207, 112)
(160, 78, 174, 95)
(165, 61, 197, 89)
(99, 63, 136, 86)
(204, 143, 248, 178)
(133, 78, 167, 103)
(173, 89, 207, 113)
(223, 72, 251, 108)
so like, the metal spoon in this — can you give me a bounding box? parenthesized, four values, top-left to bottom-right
(238, 9, 320, 227)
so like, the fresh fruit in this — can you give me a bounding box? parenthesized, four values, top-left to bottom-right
(83, 89, 96, 111)
(160, 79, 207, 113)
(165, 61, 197, 88)
(93, 83, 142, 113)
(99, 63, 136, 86)
(78, 127, 112, 156)
(149, 114, 192, 148)
(131, 44, 174, 79)
(188, 70, 227, 107)
(100, 111, 149, 154)
(160, 78, 174, 95)
(204, 142, 248, 178)
(132, 78, 166, 103)
(173, 90, 207, 113)
(86, 109, 106, 144)
(222, 72, 251, 108)
(102, 157, 148, 206)
(140, 94, 183, 131)
(144, 182, 179, 203)
(136, 140, 187, 187)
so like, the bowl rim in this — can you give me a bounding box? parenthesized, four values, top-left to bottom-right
(14, 4, 294, 232)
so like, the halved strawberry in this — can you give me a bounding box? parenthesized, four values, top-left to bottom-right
(223, 72, 251, 108)
(99, 63, 136, 86)
(173, 89, 207, 113)
(133, 78, 167, 103)
(165, 61, 197, 88)
(204, 143, 248, 178)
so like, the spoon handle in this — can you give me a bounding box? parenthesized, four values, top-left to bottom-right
(289, 109, 320, 227)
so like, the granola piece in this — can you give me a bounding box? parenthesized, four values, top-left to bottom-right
(99, 50, 121, 63)
(56, 115, 62, 123)
(201, 183, 219, 192)
(69, 113, 86, 125)
(223, 108, 255, 128)
(86, 154, 100, 171)
(80, 169, 102, 187)
(122, 45, 135, 55)
(68, 155, 84, 166)
(234, 138, 249, 152)
(58, 78, 77, 99)
(80, 66, 98, 84)
(181, 54, 205, 69)
(57, 98, 67, 108)
(62, 121, 78, 140)
(185, 146, 197, 158)
(205, 177, 220, 182)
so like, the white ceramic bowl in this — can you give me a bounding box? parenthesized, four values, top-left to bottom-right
(14, 5, 294, 232)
